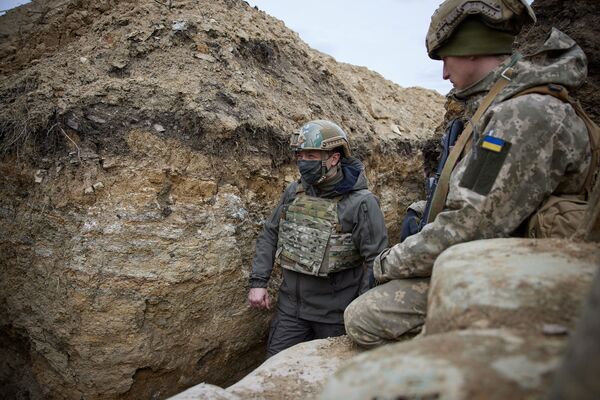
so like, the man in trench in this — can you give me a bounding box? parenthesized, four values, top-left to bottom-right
(344, 0, 596, 347)
(248, 120, 388, 357)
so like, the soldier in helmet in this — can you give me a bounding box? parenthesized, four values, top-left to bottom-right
(248, 120, 388, 357)
(345, 0, 597, 347)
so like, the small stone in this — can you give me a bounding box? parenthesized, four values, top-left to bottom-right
(390, 123, 402, 135)
(542, 324, 568, 336)
(237, 29, 249, 41)
(80, 57, 89, 64)
(154, 124, 165, 132)
(111, 59, 128, 70)
(472, 319, 491, 329)
(101, 157, 118, 170)
(171, 20, 188, 32)
(369, 100, 390, 120)
(84, 186, 94, 195)
(92, 182, 105, 191)
(195, 42, 209, 53)
(34, 169, 47, 184)
(241, 81, 258, 95)
(194, 53, 216, 63)
(66, 116, 79, 130)
(284, 174, 295, 183)
(86, 114, 106, 124)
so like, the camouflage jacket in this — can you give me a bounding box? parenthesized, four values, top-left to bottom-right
(375, 29, 591, 282)
(249, 157, 388, 323)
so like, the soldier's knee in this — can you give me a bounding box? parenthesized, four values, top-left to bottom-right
(344, 298, 383, 348)
(343, 297, 359, 334)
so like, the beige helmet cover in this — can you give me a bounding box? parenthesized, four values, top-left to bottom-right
(426, 0, 536, 59)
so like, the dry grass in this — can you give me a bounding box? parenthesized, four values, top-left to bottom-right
(0, 76, 56, 154)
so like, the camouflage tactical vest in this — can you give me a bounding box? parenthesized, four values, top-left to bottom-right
(276, 190, 362, 277)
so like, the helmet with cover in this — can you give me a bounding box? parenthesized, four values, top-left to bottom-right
(290, 120, 351, 157)
(426, 0, 536, 60)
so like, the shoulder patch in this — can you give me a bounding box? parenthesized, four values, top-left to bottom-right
(459, 135, 512, 196)
(481, 135, 506, 152)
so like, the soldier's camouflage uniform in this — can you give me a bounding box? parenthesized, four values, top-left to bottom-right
(345, 29, 592, 347)
(249, 157, 388, 356)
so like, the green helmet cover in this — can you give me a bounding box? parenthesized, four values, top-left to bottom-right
(290, 120, 351, 157)
(426, 0, 536, 60)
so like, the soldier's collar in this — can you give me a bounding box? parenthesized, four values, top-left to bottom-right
(453, 52, 523, 101)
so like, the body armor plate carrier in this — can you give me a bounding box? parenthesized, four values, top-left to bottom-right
(276, 191, 362, 277)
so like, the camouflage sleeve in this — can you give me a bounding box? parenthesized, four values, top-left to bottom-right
(374, 94, 590, 282)
(248, 182, 298, 288)
(407, 200, 427, 218)
(352, 193, 389, 270)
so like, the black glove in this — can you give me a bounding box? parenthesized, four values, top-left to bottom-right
(400, 209, 420, 242)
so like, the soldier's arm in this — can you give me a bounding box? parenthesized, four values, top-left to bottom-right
(375, 95, 590, 282)
(248, 182, 297, 288)
(352, 193, 389, 270)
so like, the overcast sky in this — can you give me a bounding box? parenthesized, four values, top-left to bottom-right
(0, 0, 533, 94)
(246, 0, 453, 94)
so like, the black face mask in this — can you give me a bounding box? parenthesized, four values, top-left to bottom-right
(297, 159, 324, 185)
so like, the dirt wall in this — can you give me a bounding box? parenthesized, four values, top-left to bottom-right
(518, 0, 600, 121)
(0, 1, 444, 399)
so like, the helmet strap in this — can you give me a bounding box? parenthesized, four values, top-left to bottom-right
(314, 152, 336, 185)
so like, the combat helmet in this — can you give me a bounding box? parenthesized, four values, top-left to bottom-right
(290, 120, 351, 157)
(426, 0, 536, 60)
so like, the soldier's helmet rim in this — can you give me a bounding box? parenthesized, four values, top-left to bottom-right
(290, 120, 352, 158)
(426, 0, 536, 60)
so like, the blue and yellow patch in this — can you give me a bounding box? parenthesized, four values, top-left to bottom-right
(460, 134, 512, 196)
(481, 135, 505, 153)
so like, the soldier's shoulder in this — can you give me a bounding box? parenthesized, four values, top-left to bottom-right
(493, 91, 573, 124)
(344, 189, 379, 206)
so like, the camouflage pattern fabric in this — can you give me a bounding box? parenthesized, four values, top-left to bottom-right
(346, 29, 591, 345)
(344, 278, 429, 348)
(249, 156, 388, 328)
(278, 194, 362, 277)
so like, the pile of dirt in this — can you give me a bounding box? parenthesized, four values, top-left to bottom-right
(0, 0, 444, 399)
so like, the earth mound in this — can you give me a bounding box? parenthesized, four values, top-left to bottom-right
(0, 0, 444, 399)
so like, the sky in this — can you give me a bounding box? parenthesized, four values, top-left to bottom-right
(0, 0, 533, 94)
(246, 0, 453, 94)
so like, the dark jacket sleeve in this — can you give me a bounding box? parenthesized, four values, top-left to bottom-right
(351, 193, 389, 271)
(248, 182, 298, 288)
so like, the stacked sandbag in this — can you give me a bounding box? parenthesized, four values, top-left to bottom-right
(320, 238, 600, 399)
(170, 337, 360, 400)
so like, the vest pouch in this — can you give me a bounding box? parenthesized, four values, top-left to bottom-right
(277, 217, 331, 276)
(276, 192, 360, 277)
(527, 195, 588, 239)
(321, 232, 362, 275)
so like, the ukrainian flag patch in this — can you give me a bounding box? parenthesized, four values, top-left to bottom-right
(481, 135, 505, 152)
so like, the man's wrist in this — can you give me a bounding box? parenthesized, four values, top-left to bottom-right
(248, 278, 268, 289)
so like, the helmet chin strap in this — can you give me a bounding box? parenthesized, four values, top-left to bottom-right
(315, 152, 339, 185)
(313, 153, 329, 185)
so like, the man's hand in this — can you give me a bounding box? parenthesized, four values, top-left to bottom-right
(248, 288, 271, 310)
